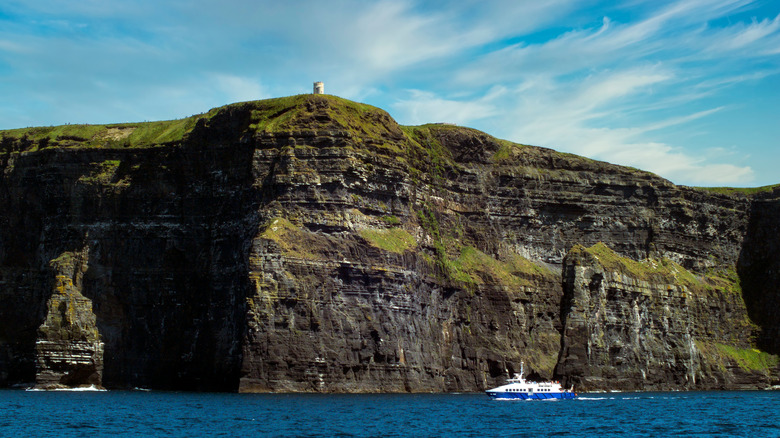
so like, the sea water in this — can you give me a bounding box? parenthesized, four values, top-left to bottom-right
(1, 390, 778, 437)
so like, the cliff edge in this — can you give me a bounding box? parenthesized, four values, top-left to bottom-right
(0, 95, 777, 391)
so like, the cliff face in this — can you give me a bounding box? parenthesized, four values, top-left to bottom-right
(0, 95, 777, 391)
(555, 244, 774, 391)
(738, 189, 780, 354)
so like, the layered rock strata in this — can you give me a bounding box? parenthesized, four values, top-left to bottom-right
(35, 248, 104, 389)
(555, 243, 775, 391)
(0, 95, 777, 391)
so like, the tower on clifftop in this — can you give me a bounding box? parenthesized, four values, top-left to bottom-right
(313, 81, 324, 94)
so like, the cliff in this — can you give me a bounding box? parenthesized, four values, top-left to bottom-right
(0, 94, 777, 391)
(555, 243, 776, 391)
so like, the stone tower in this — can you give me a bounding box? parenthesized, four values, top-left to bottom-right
(313, 81, 324, 94)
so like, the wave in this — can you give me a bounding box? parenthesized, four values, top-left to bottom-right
(25, 385, 106, 392)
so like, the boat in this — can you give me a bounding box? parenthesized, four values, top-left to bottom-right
(485, 362, 576, 400)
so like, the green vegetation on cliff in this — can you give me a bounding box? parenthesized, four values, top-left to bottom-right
(715, 344, 779, 372)
(574, 242, 754, 298)
(78, 160, 123, 185)
(413, 201, 554, 289)
(259, 218, 327, 260)
(246, 95, 394, 138)
(0, 94, 395, 152)
(575, 242, 701, 287)
(359, 227, 417, 254)
(0, 117, 202, 150)
(580, 242, 762, 299)
(695, 340, 780, 373)
(696, 184, 780, 196)
(449, 246, 555, 288)
(401, 123, 529, 171)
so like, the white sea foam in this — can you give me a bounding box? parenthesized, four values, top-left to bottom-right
(25, 385, 106, 392)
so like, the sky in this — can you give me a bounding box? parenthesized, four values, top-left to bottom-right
(1, 0, 778, 187)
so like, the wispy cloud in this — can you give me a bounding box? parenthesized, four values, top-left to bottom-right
(392, 88, 501, 125)
(212, 74, 267, 104)
(704, 13, 780, 53)
(391, 0, 780, 185)
(0, 0, 778, 186)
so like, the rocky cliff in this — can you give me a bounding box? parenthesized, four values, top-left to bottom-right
(0, 94, 777, 391)
(555, 243, 775, 391)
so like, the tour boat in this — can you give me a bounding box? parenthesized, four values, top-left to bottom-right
(485, 362, 576, 400)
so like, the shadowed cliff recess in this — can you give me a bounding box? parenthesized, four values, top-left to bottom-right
(0, 95, 778, 391)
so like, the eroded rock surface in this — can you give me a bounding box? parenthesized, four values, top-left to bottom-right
(555, 244, 775, 391)
(0, 95, 777, 391)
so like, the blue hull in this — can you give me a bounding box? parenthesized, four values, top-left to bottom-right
(486, 391, 576, 400)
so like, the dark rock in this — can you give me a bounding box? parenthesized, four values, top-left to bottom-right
(555, 244, 774, 391)
(0, 95, 777, 392)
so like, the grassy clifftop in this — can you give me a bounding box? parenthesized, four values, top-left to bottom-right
(0, 95, 398, 151)
(696, 184, 780, 196)
(1, 94, 774, 195)
(0, 116, 202, 150)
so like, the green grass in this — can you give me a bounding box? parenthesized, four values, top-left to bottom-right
(380, 215, 401, 226)
(359, 227, 417, 254)
(16, 124, 106, 142)
(1, 117, 202, 150)
(400, 125, 455, 180)
(714, 343, 779, 372)
(449, 246, 519, 286)
(448, 246, 555, 288)
(703, 266, 743, 295)
(247, 94, 396, 140)
(78, 159, 122, 185)
(125, 118, 201, 146)
(415, 203, 449, 275)
(574, 242, 755, 302)
(575, 242, 702, 287)
(1, 94, 394, 152)
(412, 200, 554, 287)
(259, 218, 323, 260)
(696, 184, 780, 196)
(492, 139, 527, 162)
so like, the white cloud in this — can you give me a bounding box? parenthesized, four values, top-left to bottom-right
(1, 0, 778, 185)
(642, 107, 725, 133)
(424, 0, 778, 186)
(705, 14, 780, 53)
(212, 74, 267, 103)
(437, 64, 756, 185)
(392, 89, 500, 125)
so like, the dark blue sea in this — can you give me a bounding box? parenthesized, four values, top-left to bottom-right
(1, 390, 778, 437)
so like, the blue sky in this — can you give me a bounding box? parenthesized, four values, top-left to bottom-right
(1, 0, 778, 187)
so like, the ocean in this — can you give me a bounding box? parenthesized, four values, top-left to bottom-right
(1, 390, 778, 437)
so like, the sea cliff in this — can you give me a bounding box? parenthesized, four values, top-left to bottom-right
(0, 95, 777, 391)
